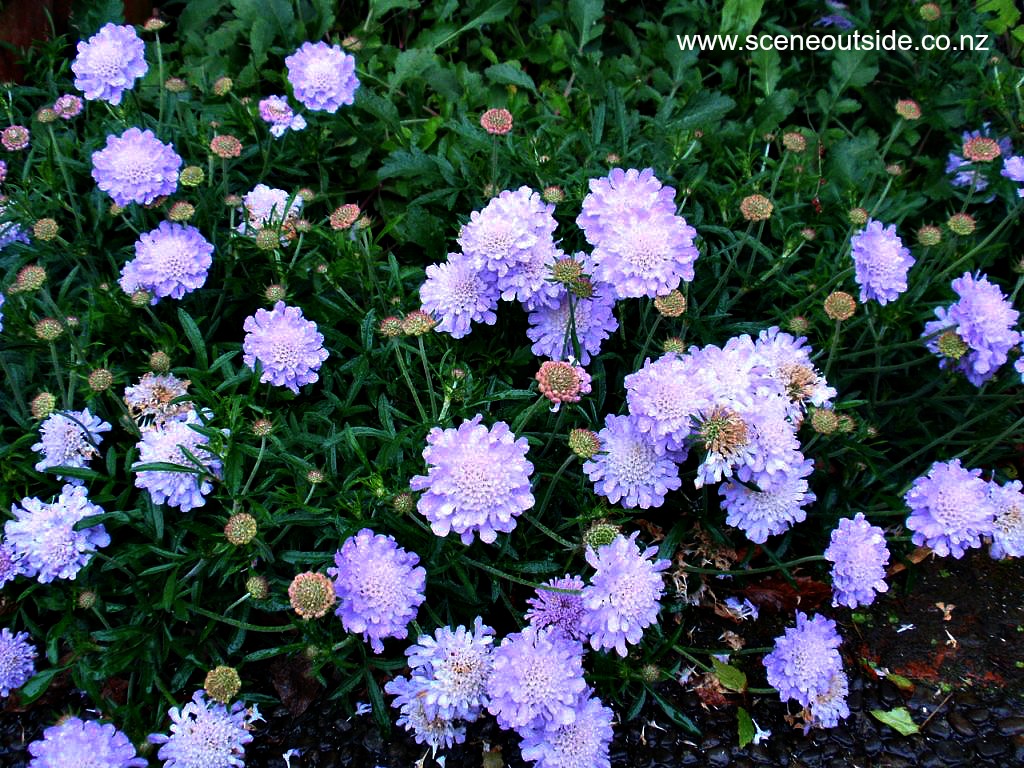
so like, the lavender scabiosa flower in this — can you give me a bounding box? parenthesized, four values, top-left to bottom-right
(53, 94, 83, 119)
(580, 532, 670, 657)
(764, 612, 844, 709)
(576, 168, 679, 245)
(92, 128, 181, 206)
(238, 184, 302, 233)
(0, 292, 4, 334)
(410, 415, 534, 545)
(459, 186, 557, 279)
(1002, 155, 1024, 197)
(148, 690, 253, 768)
(28, 717, 147, 767)
(590, 208, 700, 299)
(719, 459, 815, 544)
(32, 408, 112, 480)
(486, 626, 587, 732)
(498, 238, 564, 310)
(904, 458, 996, 558)
(923, 272, 1021, 386)
(419, 251, 500, 339)
(72, 23, 146, 105)
(526, 280, 619, 365)
(0, 201, 29, 251)
(988, 480, 1024, 560)
(946, 127, 1012, 193)
(525, 575, 587, 642)
(0, 541, 23, 587)
(119, 222, 213, 302)
(285, 41, 359, 113)
(6, 485, 110, 583)
(583, 414, 682, 509)
(625, 353, 709, 454)
(824, 513, 889, 608)
(0, 628, 36, 697)
(328, 528, 426, 653)
(403, 617, 495, 721)
(519, 693, 614, 768)
(132, 410, 224, 512)
(386, 675, 466, 752)
(849, 220, 915, 305)
(258, 95, 307, 137)
(753, 326, 836, 416)
(242, 301, 328, 394)
(808, 669, 850, 729)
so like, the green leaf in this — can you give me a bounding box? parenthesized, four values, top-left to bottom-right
(750, 48, 780, 97)
(378, 149, 440, 181)
(248, 18, 274, 70)
(712, 658, 747, 692)
(720, 0, 765, 37)
(390, 49, 437, 92)
(370, 0, 419, 14)
(19, 668, 62, 703)
(737, 706, 755, 748)
(679, 92, 735, 129)
(830, 49, 878, 92)
(70, 0, 124, 35)
(485, 62, 538, 93)
(977, 0, 1021, 33)
(568, 0, 605, 50)
(871, 707, 919, 735)
(177, 309, 209, 369)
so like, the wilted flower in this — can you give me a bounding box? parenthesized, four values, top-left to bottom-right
(29, 392, 57, 420)
(905, 458, 996, 558)
(124, 372, 192, 424)
(242, 301, 329, 394)
(1, 125, 30, 151)
(119, 222, 214, 302)
(824, 513, 889, 608)
(6, 484, 110, 583)
(34, 317, 64, 341)
(53, 94, 84, 118)
(782, 132, 807, 152)
(0, 628, 36, 697)
(28, 717, 147, 768)
(946, 126, 1011, 192)
(258, 95, 307, 137)
(132, 410, 224, 512)
(654, 289, 687, 317)
(330, 203, 360, 230)
(285, 41, 359, 113)
(946, 212, 976, 235)
(823, 291, 856, 321)
(849, 219, 914, 305)
(402, 310, 436, 336)
(32, 408, 112, 479)
(87, 368, 114, 392)
(535, 360, 592, 407)
(988, 480, 1024, 560)
(568, 428, 601, 460)
(480, 108, 513, 135)
(212, 76, 233, 96)
(148, 690, 254, 768)
(92, 128, 182, 206)
(32, 218, 58, 241)
(740, 194, 773, 221)
(894, 99, 921, 120)
(209, 134, 242, 159)
(288, 572, 335, 619)
(329, 529, 426, 653)
(224, 513, 257, 546)
(204, 666, 242, 704)
(410, 415, 534, 544)
(167, 201, 195, 222)
(581, 532, 670, 656)
(11, 264, 47, 293)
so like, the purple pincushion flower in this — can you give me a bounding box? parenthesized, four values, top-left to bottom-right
(577, 168, 678, 245)
(525, 575, 587, 642)
(410, 415, 534, 545)
(849, 219, 915, 305)
(526, 280, 619, 365)
(904, 458, 996, 558)
(0, 200, 30, 251)
(132, 410, 224, 512)
(923, 272, 1020, 386)
(0, 293, 4, 333)
(28, 716, 147, 768)
(518, 693, 614, 768)
(238, 184, 302, 233)
(419, 251, 500, 339)
(148, 690, 253, 768)
(0, 628, 36, 697)
(753, 326, 836, 416)
(258, 95, 307, 137)
(6, 485, 110, 583)
(625, 353, 709, 455)
(486, 626, 588, 732)
(0, 541, 23, 587)
(32, 408, 112, 482)
(584, 414, 682, 509)
(988, 480, 1024, 560)
(763, 612, 844, 709)
(1003, 155, 1024, 197)
(719, 459, 815, 544)
(580, 532, 670, 657)
(119, 222, 214, 302)
(328, 528, 426, 653)
(386, 675, 466, 752)
(242, 301, 329, 394)
(285, 41, 359, 113)
(401, 617, 494, 722)
(71, 23, 147, 105)
(459, 187, 557, 279)
(808, 670, 850, 729)
(92, 128, 182, 206)
(824, 513, 889, 608)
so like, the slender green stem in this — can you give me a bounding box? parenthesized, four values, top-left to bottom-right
(460, 555, 543, 589)
(511, 394, 549, 434)
(679, 554, 825, 576)
(534, 454, 576, 522)
(190, 604, 292, 632)
(417, 337, 438, 419)
(233, 437, 267, 513)
(393, 343, 427, 422)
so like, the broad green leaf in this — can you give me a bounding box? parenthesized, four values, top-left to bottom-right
(569, 0, 605, 50)
(177, 309, 209, 370)
(751, 48, 780, 96)
(737, 706, 755, 748)
(712, 658, 747, 692)
(485, 62, 538, 93)
(871, 707, 919, 735)
(721, 0, 765, 37)
(679, 92, 735, 129)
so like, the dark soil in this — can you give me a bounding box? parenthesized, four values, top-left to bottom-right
(2, 550, 1021, 767)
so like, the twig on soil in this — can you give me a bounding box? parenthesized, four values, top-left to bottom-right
(917, 690, 953, 732)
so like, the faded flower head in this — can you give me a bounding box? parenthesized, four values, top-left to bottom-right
(329, 528, 426, 653)
(285, 41, 359, 113)
(53, 94, 84, 119)
(740, 194, 773, 221)
(132, 410, 224, 512)
(242, 301, 329, 394)
(32, 218, 58, 241)
(124, 372, 192, 425)
(29, 392, 57, 420)
(288, 572, 336, 619)
(148, 690, 253, 768)
(119, 222, 213, 303)
(782, 132, 807, 152)
(88, 368, 114, 392)
(259, 95, 307, 138)
(894, 99, 921, 120)
(904, 458, 996, 558)
(849, 219, 914, 305)
(92, 128, 182, 206)
(28, 716, 147, 768)
(410, 415, 534, 545)
(946, 212, 975, 236)
(72, 24, 147, 105)
(6, 484, 110, 583)
(654, 289, 687, 317)
(917, 224, 942, 246)
(224, 513, 257, 546)
(204, 666, 242, 704)
(480, 108, 513, 135)
(330, 203, 360, 230)
(535, 360, 592, 407)
(209, 134, 242, 159)
(568, 428, 601, 460)
(0, 628, 36, 697)
(2, 125, 30, 151)
(824, 513, 889, 608)
(823, 291, 856, 321)
(581, 532, 670, 656)
(32, 408, 112, 480)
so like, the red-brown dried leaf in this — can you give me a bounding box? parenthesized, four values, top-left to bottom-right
(742, 575, 831, 614)
(269, 656, 321, 717)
